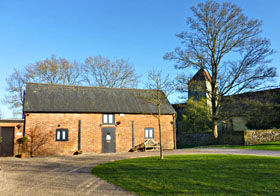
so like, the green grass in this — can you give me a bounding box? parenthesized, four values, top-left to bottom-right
(187, 141, 280, 151)
(92, 154, 280, 196)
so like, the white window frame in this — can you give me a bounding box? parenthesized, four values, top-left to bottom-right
(103, 114, 115, 125)
(56, 129, 68, 141)
(144, 128, 154, 139)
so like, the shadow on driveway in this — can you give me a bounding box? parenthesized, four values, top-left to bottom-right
(1, 148, 280, 196)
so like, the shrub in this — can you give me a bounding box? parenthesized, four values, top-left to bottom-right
(182, 98, 212, 132)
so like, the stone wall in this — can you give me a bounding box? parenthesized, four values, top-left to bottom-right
(218, 131, 244, 145)
(177, 132, 216, 147)
(244, 129, 280, 145)
(177, 131, 244, 147)
(177, 129, 280, 147)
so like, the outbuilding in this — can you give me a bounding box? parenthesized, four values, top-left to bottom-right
(23, 83, 176, 156)
(0, 119, 24, 156)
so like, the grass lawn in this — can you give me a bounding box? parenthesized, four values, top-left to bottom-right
(179, 141, 280, 151)
(92, 154, 280, 196)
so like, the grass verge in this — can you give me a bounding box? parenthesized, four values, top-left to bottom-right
(92, 154, 280, 196)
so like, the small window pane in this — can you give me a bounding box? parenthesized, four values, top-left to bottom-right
(103, 114, 108, 123)
(62, 131, 66, 140)
(57, 131, 61, 140)
(106, 133, 111, 141)
(149, 129, 153, 138)
(145, 129, 149, 138)
(108, 114, 113, 123)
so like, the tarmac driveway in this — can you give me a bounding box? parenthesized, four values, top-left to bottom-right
(1, 148, 280, 196)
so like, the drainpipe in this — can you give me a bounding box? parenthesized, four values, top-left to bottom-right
(23, 114, 26, 137)
(78, 120, 81, 151)
(22, 113, 27, 155)
(22, 91, 26, 155)
(173, 114, 176, 150)
(132, 120, 135, 148)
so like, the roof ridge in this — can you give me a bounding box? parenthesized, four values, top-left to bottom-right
(188, 68, 212, 83)
(25, 82, 156, 92)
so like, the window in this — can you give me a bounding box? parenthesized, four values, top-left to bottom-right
(56, 129, 68, 141)
(144, 128, 154, 139)
(103, 114, 115, 124)
(106, 133, 111, 142)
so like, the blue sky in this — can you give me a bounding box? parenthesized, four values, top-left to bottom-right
(0, 0, 280, 118)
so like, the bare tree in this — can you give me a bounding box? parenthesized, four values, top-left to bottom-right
(83, 56, 140, 88)
(164, 1, 277, 138)
(3, 69, 26, 116)
(25, 54, 82, 85)
(3, 55, 82, 116)
(26, 126, 49, 157)
(145, 69, 174, 160)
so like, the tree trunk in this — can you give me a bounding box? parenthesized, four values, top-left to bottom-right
(212, 118, 218, 139)
(30, 138, 33, 157)
(211, 100, 219, 139)
(211, 68, 219, 139)
(22, 143, 25, 153)
(158, 105, 163, 160)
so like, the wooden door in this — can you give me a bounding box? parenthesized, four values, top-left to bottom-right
(0, 127, 14, 156)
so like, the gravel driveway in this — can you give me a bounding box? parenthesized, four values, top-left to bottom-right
(1, 148, 280, 196)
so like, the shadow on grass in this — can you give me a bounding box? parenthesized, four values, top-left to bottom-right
(92, 155, 280, 196)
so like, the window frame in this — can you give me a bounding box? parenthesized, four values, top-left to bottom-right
(56, 128, 69, 141)
(102, 114, 115, 125)
(144, 128, 154, 139)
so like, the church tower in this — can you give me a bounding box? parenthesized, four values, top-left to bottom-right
(188, 68, 212, 107)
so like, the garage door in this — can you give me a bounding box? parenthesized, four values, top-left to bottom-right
(0, 127, 14, 156)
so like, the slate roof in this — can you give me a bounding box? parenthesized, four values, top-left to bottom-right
(24, 83, 176, 114)
(0, 119, 24, 123)
(188, 68, 212, 84)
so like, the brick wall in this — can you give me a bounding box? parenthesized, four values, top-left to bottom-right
(0, 121, 24, 156)
(25, 113, 175, 156)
